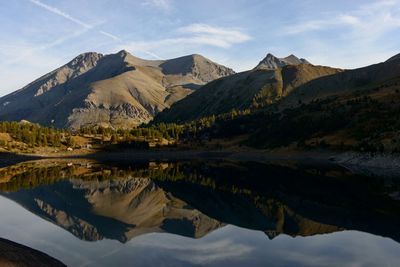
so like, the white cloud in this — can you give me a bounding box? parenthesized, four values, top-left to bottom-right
(178, 23, 251, 48)
(119, 23, 251, 59)
(283, 0, 400, 36)
(283, 15, 360, 35)
(278, 0, 400, 69)
(141, 0, 172, 11)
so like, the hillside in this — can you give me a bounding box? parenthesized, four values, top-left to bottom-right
(155, 54, 340, 123)
(0, 51, 234, 129)
(151, 53, 400, 154)
(155, 53, 400, 124)
(280, 54, 400, 108)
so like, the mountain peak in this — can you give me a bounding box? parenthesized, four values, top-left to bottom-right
(190, 53, 204, 58)
(284, 54, 300, 61)
(68, 52, 103, 68)
(160, 54, 235, 81)
(255, 53, 310, 70)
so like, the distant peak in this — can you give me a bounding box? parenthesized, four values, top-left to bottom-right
(284, 54, 299, 60)
(255, 52, 310, 70)
(265, 53, 277, 58)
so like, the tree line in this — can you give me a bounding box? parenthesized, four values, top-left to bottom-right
(0, 121, 65, 148)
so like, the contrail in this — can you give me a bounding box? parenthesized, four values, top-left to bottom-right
(29, 0, 92, 29)
(28, 0, 163, 59)
(99, 31, 122, 42)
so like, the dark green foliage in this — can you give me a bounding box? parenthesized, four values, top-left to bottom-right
(0, 121, 64, 148)
(79, 123, 184, 143)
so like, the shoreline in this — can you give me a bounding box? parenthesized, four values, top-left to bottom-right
(0, 152, 41, 167)
(1, 149, 399, 177)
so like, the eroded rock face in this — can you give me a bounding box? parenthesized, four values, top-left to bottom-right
(34, 52, 104, 97)
(0, 51, 234, 129)
(0, 238, 66, 267)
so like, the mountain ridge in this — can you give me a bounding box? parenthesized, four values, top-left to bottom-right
(155, 60, 341, 123)
(155, 52, 400, 124)
(0, 50, 234, 129)
(255, 53, 310, 70)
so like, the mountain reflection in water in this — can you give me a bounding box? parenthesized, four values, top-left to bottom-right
(0, 159, 399, 266)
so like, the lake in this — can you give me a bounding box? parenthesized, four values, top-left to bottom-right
(0, 159, 399, 266)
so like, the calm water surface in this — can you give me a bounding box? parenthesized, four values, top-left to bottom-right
(0, 159, 399, 267)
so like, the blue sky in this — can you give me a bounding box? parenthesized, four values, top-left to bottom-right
(1, 0, 400, 96)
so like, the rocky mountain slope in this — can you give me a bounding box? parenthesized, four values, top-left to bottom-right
(155, 54, 340, 123)
(155, 53, 400, 123)
(0, 50, 234, 129)
(279, 53, 400, 108)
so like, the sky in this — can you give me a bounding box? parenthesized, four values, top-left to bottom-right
(0, 0, 400, 96)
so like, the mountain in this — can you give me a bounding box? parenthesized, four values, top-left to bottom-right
(155, 53, 400, 124)
(156, 53, 400, 153)
(155, 57, 340, 123)
(0, 51, 234, 129)
(278, 53, 400, 108)
(255, 53, 310, 70)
